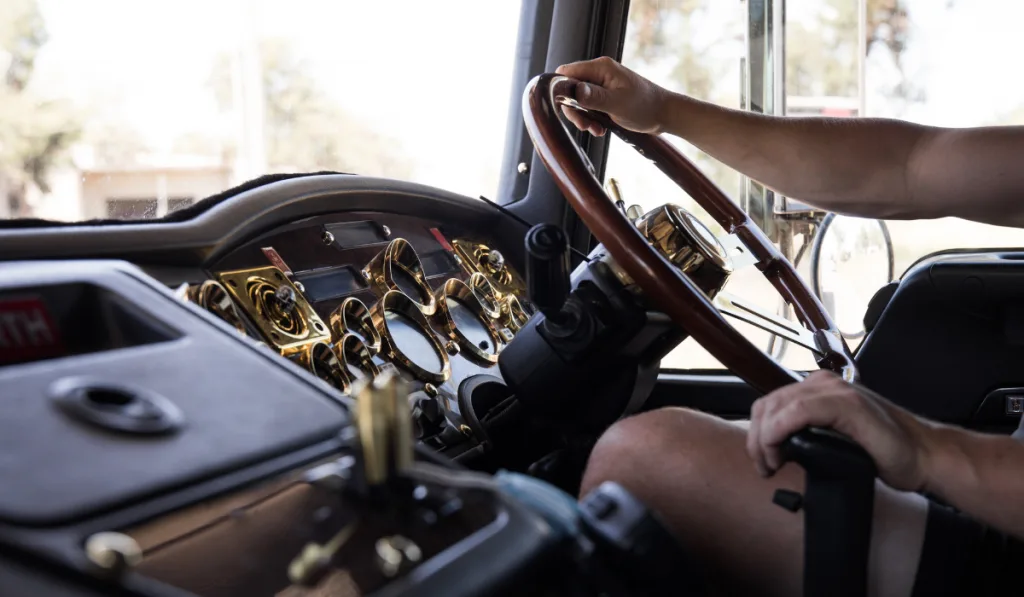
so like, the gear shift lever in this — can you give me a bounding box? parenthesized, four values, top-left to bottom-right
(524, 223, 570, 324)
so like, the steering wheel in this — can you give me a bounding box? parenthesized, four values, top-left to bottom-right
(523, 74, 856, 394)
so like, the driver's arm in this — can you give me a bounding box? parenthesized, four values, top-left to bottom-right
(750, 371, 1024, 540)
(556, 58, 1024, 228)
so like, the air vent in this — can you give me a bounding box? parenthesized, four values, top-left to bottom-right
(245, 277, 307, 338)
(216, 267, 330, 357)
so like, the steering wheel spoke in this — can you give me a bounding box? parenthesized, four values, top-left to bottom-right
(714, 292, 823, 356)
(718, 234, 759, 270)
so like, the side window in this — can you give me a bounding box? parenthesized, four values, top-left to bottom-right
(605, 0, 1024, 371)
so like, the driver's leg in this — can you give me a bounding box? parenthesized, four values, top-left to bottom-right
(581, 407, 929, 597)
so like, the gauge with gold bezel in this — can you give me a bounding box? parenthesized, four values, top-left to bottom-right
(432, 277, 502, 365)
(299, 340, 350, 393)
(334, 333, 381, 385)
(363, 238, 437, 316)
(329, 296, 382, 355)
(184, 280, 248, 335)
(466, 272, 502, 320)
(499, 294, 530, 332)
(369, 290, 452, 384)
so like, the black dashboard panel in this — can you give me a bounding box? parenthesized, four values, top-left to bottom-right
(0, 176, 523, 269)
(858, 251, 1024, 433)
(0, 260, 348, 525)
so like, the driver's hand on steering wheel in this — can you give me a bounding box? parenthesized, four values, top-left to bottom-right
(556, 57, 670, 137)
(748, 371, 937, 492)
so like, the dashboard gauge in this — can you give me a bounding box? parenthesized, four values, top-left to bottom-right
(500, 294, 530, 332)
(300, 340, 350, 392)
(363, 238, 437, 315)
(370, 290, 451, 384)
(334, 333, 380, 383)
(329, 297, 381, 354)
(186, 280, 247, 335)
(433, 278, 500, 365)
(466, 272, 502, 320)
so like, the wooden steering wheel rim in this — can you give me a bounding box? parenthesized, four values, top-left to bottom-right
(523, 73, 856, 394)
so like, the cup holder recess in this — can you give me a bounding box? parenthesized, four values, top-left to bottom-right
(50, 377, 184, 435)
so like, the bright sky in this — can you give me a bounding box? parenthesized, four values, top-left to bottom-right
(870, 0, 1024, 125)
(32, 0, 522, 197)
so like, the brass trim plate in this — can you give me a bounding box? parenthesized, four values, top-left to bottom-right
(369, 290, 451, 384)
(362, 238, 437, 316)
(216, 266, 331, 356)
(432, 278, 501, 365)
(329, 297, 382, 354)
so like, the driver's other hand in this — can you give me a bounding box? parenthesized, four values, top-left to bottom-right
(747, 370, 935, 492)
(555, 57, 669, 137)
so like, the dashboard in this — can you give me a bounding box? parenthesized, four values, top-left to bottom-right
(193, 209, 533, 451)
(0, 175, 538, 460)
(0, 175, 562, 597)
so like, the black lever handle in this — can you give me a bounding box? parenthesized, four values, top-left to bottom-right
(524, 224, 570, 321)
(776, 427, 877, 597)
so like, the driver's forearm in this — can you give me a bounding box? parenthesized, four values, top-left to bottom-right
(922, 424, 1024, 539)
(656, 92, 931, 220)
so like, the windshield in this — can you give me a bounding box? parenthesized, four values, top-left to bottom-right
(0, 0, 520, 221)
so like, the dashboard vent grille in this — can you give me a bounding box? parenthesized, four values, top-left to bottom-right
(216, 266, 330, 357)
(246, 277, 307, 338)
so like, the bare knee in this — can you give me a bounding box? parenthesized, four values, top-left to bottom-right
(580, 407, 729, 501)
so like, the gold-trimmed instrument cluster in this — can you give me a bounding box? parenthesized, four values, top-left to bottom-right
(183, 235, 533, 396)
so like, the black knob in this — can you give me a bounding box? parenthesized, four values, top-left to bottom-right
(274, 285, 297, 314)
(525, 224, 570, 320)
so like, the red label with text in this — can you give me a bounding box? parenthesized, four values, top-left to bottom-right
(0, 297, 64, 363)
